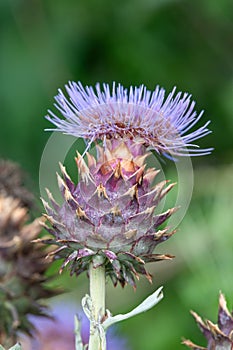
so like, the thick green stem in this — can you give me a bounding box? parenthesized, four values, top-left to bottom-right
(88, 256, 106, 350)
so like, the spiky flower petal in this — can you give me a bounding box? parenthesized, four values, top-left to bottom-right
(0, 161, 59, 348)
(40, 140, 176, 288)
(183, 292, 233, 349)
(46, 82, 212, 157)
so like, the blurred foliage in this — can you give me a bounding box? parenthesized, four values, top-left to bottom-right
(1, 0, 233, 349)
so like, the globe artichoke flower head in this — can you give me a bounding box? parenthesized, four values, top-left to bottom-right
(42, 82, 212, 287)
(0, 161, 59, 348)
(0, 160, 34, 208)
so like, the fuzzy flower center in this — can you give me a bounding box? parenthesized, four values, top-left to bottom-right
(87, 117, 178, 149)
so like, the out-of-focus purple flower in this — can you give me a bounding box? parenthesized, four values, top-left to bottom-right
(46, 82, 212, 157)
(20, 302, 130, 350)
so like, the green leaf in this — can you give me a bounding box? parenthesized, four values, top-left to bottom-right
(9, 344, 22, 350)
(75, 315, 84, 350)
(103, 286, 164, 330)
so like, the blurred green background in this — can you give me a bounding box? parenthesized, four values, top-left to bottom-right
(1, 0, 233, 349)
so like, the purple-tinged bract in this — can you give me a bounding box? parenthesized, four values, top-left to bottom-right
(46, 82, 212, 157)
(183, 292, 233, 349)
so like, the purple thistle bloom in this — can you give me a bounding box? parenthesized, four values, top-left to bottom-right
(46, 82, 212, 157)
